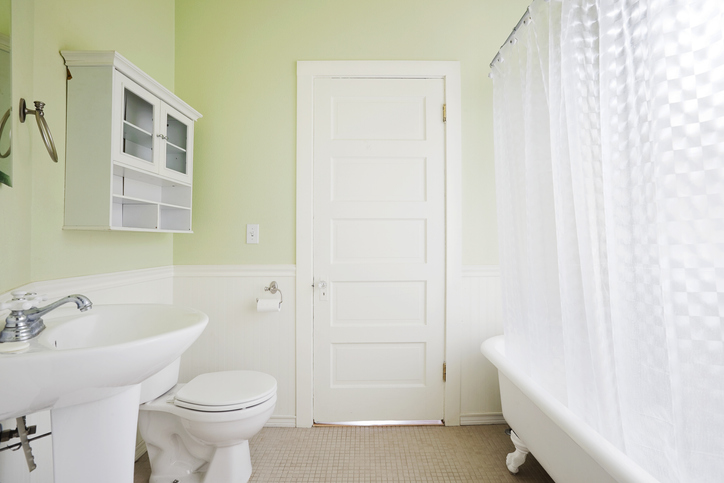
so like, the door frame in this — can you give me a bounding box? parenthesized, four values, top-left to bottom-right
(296, 61, 462, 427)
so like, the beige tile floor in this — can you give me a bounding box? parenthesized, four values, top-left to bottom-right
(135, 424, 554, 482)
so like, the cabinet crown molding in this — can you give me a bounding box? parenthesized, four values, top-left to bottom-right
(61, 50, 202, 121)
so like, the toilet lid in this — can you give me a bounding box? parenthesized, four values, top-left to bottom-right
(174, 370, 277, 412)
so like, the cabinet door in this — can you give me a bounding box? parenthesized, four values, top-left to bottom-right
(113, 71, 161, 173)
(158, 103, 194, 184)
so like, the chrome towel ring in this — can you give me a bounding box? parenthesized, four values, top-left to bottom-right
(19, 98, 58, 163)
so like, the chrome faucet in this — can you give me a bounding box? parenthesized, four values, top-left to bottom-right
(0, 292, 93, 343)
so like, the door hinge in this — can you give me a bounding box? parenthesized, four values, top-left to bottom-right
(443, 362, 447, 382)
(442, 104, 447, 123)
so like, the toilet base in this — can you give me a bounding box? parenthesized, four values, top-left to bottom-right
(148, 440, 252, 483)
(205, 441, 252, 483)
(140, 389, 276, 483)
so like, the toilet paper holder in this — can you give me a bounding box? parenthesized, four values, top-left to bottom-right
(257, 281, 283, 308)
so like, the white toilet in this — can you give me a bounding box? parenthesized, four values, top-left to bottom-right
(138, 370, 277, 483)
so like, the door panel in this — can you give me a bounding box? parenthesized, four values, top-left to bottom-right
(313, 78, 445, 422)
(332, 219, 427, 263)
(331, 343, 427, 387)
(332, 281, 427, 326)
(331, 96, 426, 140)
(331, 157, 427, 202)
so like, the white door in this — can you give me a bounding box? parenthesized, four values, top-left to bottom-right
(313, 78, 446, 422)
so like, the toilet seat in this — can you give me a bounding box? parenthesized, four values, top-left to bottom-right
(174, 370, 277, 412)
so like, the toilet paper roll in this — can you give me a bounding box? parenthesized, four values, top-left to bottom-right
(256, 298, 281, 312)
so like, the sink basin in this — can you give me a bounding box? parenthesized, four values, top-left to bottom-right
(39, 304, 206, 351)
(0, 303, 208, 483)
(0, 304, 208, 421)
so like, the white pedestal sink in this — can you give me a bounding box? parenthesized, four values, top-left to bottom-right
(0, 304, 208, 483)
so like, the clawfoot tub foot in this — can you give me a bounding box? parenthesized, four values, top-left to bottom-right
(505, 429, 529, 474)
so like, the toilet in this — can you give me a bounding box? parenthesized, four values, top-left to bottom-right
(138, 370, 277, 483)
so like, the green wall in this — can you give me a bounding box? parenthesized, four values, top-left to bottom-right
(174, 0, 530, 266)
(0, 0, 530, 293)
(0, 0, 177, 292)
(0, 0, 8, 36)
(0, 0, 31, 293)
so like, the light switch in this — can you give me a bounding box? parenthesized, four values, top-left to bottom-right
(247, 224, 259, 244)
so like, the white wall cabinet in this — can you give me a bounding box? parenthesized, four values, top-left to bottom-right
(62, 51, 201, 232)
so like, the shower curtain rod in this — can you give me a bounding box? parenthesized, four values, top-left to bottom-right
(490, 6, 532, 68)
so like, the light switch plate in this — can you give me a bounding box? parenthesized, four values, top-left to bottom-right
(247, 224, 259, 244)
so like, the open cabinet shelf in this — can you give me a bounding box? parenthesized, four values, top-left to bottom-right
(109, 164, 193, 232)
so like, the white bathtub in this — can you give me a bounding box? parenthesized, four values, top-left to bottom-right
(481, 336, 659, 483)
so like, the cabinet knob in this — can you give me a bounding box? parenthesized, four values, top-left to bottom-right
(156, 134, 168, 140)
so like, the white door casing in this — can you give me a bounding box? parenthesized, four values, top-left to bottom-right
(297, 61, 462, 428)
(313, 78, 446, 422)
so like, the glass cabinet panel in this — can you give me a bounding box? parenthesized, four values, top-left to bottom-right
(165, 113, 188, 175)
(122, 89, 154, 163)
(114, 71, 161, 173)
(159, 103, 193, 183)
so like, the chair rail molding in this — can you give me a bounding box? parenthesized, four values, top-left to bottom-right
(173, 265, 296, 278)
(2, 266, 174, 302)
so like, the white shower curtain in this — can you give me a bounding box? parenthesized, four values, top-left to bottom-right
(492, 1, 724, 482)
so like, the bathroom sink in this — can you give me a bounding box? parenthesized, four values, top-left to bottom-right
(0, 304, 208, 421)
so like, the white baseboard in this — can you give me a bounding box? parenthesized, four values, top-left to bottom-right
(460, 412, 506, 426)
(265, 415, 297, 428)
(135, 439, 147, 461)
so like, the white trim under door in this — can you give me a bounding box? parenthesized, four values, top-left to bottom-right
(296, 61, 462, 428)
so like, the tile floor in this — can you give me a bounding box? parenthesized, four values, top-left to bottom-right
(135, 424, 553, 482)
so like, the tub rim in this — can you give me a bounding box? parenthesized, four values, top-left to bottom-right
(481, 335, 659, 483)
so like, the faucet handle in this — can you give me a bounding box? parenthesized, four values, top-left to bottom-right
(1, 292, 45, 311)
(1, 299, 34, 311)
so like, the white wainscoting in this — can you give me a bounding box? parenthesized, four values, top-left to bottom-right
(0, 267, 174, 483)
(0, 263, 503, 482)
(459, 265, 506, 425)
(173, 264, 502, 428)
(173, 265, 297, 427)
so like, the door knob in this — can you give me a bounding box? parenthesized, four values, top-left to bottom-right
(313, 279, 329, 301)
